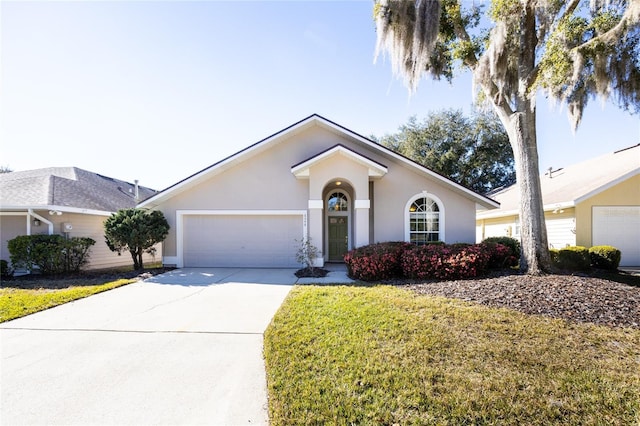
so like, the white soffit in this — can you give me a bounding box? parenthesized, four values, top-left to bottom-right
(291, 145, 388, 178)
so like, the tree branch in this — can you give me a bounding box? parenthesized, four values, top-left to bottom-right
(527, 0, 582, 94)
(575, 0, 640, 51)
(558, 0, 583, 25)
(451, 4, 478, 68)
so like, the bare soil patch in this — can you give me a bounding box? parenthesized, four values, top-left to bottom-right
(400, 270, 640, 328)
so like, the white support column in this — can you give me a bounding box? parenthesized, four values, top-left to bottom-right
(308, 200, 324, 266)
(354, 199, 370, 248)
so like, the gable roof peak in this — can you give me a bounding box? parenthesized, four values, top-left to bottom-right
(139, 115, 499, 209)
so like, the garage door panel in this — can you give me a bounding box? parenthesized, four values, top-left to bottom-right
(183, 215, 302, 267)
(593, 206, 640, 267)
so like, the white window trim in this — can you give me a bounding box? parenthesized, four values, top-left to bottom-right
(174, 209, 307, 268)
(404, 192, 445, 243)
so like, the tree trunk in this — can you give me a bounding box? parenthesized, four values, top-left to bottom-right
(130, 249, 142, 270)
(506, 110, 552, 274)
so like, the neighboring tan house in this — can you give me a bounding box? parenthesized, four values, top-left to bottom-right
(0, 167, 158, 271)
(476, 144, 640, 266)
(139, 114, 499, 268)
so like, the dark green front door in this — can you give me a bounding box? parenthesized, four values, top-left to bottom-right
(328, 217, 348, 261)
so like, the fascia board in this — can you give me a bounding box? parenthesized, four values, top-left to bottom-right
(139, 115, 320, 208)
(476, 201, 576, 219)
(314, 117, 500, 209)
(573, 168, 640, 205)
(291, 145, 388, 178)
(0, 205, 113, 216)
(140, 114, 499, 210)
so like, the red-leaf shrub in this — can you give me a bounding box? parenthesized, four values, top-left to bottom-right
(481, 242, 518, 268)
(345, 242, 511, 281)
(344, 242, 413, 281)
(401, 244, 492, 280)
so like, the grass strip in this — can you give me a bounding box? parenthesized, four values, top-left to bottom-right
(265, 285, 640, 425)
(0, 279, 135, 322)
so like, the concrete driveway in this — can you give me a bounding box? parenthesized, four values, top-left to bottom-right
(1, 268, 296, 425)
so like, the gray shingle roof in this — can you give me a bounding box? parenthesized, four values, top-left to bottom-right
(0, 167, 157, 212)
(478, 144, 640, 217)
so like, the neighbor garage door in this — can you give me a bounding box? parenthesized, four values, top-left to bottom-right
(592, 206, 640, 267)
(182, 214, 304, 267)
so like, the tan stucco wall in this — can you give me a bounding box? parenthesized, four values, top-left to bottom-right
(575, 174, 640, 247)
(1, 211, 159, 271)
(156, 125, 482, 259)
(476, 208, 577, 248)
(0, 215, 27, 262)
(373, 162, 477, 243)
(476, 215, 518, 242)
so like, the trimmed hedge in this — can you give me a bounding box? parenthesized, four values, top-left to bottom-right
(343, 242, 413, 281)
(401, 243, 491, 280)
(481, 242, 518, 269)
(550, 246, 591, 271)
(589, 245, 621, 270)
(7, 234, 95, 275)
(344, 242, 512, 282)
(482, 236, 521, 259)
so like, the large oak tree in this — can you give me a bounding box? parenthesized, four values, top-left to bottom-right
(374, 0, 640, 273)
(375, 109, 516, 194)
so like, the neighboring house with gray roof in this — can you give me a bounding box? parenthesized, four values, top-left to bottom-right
(0, 167, 158, 271)
(476, 144, 640, 266)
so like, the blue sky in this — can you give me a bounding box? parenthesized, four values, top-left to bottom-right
(2, 1, 638, 190)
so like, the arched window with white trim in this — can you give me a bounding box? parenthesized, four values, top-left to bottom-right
(407, 195, 442, 244)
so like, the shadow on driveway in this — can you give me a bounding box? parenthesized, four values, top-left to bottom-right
(143, 267, 299, 286)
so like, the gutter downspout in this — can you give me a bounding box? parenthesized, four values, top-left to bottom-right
(28, 209, 54, 235)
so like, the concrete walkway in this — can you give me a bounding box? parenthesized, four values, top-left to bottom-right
(1, 268, 297, 425)
(296, 262, 354, 284)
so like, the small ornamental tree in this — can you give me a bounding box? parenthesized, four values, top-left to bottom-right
(104, 209, 170, 270)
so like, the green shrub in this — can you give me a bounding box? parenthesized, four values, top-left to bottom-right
(1, 260, 13, 279)
(550, 246, 591, 271)
(483, 236, 521, 259)
(589, 245, 621, 270)
(7, 235, 95, 275)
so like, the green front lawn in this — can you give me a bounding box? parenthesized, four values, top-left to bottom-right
(265, 285, 640, 425)
(0, 279, 134, 322)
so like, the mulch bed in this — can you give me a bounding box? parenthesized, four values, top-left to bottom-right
(399, 270, 640, 329)
(295, 267, 329, 278)
(5, 266, 639, 329)
(1, 267, 175, 290)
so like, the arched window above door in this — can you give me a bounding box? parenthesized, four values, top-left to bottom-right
(327, 192, 348, 212)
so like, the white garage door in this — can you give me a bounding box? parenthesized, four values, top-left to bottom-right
(182, 214, 303, 267)
(593, 206, 640, 267)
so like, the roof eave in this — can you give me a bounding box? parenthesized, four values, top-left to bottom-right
(291, 144, 388, 179)
(0, 205, 114, 216)
(574, 168, 640, 205)
(477, 200, 576, 219)
(139, 115, 323, 208)
(140, 114, 500, 209)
